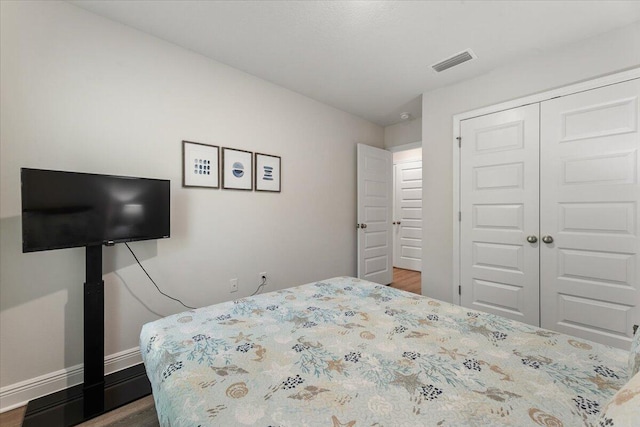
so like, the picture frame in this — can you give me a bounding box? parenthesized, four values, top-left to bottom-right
(182, 140, 219, 188)
(222, 147, 253, 190)
(255, 153, 281, 192)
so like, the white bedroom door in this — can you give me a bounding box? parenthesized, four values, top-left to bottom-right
(540, 78, 640, 349)
(460, 104, 540, 326)
(357, 143, 393, 285)
(393, 161, 422, 271)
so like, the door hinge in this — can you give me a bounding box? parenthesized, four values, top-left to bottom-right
(458, 211, 461, 222)
(456, 137, 461, 148)
(458, 285, 461, 295)
(634, 324, 639, 335)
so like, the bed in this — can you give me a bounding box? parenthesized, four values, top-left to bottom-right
(140, 276, 632, 426)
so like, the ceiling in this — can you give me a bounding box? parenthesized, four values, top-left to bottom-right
(70, 1, 640, 127)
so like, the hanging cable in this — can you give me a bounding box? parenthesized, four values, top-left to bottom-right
(250, 275, 267, 297)
(125, 242, 196, 310)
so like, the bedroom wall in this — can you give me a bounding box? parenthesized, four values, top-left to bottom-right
(0, 1, 383, 408)
(393, 148, 422, 164)
(422, 22, 640, 302)
(384, 117, 422, 148)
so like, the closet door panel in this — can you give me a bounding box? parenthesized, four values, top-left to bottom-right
(540, 78, 640, 349)
(460, 104, 540, 325)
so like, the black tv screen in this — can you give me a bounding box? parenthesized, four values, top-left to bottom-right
(21, 168, 170, 252)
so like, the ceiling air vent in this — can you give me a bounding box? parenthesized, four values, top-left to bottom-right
(431, 49, 476, 73)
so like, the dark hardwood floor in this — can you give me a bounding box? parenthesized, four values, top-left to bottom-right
(0, 395, 157, 427)
(0, 405, 25, 427)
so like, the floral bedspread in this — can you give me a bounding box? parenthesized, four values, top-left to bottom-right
(140, 277, 628, 426)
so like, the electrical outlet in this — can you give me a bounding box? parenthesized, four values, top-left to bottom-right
(259, 272, 267, 287)
(230, 278, 238, 293)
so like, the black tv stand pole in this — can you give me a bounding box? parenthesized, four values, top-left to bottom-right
(22, 244, 151, 426)
(83, 244, 105, 416)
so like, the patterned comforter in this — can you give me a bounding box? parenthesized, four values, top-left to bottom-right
(140, 277, 628, 426)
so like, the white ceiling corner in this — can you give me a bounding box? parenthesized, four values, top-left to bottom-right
(68, 1, 640, 127)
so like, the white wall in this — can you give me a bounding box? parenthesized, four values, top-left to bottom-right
(393, 148, 422, 164)
(0, 1, 383, 408)
(384, 117, 422, 148)
(422, 22, 640, 301)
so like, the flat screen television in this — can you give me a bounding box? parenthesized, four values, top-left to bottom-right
(21, 168, 170, 252)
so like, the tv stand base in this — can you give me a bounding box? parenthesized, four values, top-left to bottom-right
(22, 363, 151, 427)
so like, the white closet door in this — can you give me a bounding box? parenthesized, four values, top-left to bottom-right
(540, 78, 640, 349)
(460, 104, 540, 325)
(393, 161, 422, 271)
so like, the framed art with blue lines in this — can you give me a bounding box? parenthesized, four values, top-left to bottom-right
(255, 153, 281, 192)
(222, 147, 253, 190)
(182, 140, 219, 188)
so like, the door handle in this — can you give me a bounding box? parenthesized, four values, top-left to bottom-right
(526, 235, 538, 243)
(397, 221, 401, 225)
(361, 223, 368, 229)
(392, 221, 396, 225)
(542, 235, 554, 244)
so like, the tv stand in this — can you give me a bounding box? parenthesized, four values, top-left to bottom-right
(84, 244, 105, 414)
(22, 244, 151, 426)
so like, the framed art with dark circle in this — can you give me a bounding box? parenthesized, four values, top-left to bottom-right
(182, 140, 219, 188)
(222, 147, 253, 190)
(255, 153, 281, 192)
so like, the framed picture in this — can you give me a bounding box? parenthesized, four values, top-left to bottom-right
(222, 147, 253, 190)
(183, 141, 219, 188)
(255, 153, 281, 192)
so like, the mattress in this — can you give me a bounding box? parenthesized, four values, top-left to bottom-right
(140, 276, 628, 426)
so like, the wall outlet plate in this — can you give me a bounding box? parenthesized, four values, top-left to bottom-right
(230, 278, 238, 293)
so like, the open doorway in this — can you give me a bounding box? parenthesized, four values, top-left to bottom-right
(390, 143, 422, 292)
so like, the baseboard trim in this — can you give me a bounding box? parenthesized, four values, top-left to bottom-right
(0, 347, 142, 413)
